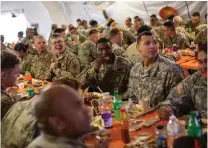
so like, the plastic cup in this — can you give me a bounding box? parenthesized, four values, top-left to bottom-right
(139, 97, 149, 112)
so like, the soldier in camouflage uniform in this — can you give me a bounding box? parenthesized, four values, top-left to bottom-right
(68, 26, 87, 43)
(21, 28, 37, 55)
(14, 43, 33, 75)
(46, 33, 81, 81)
(185, 12, 204, 33)
(158, 43, 207, 119)
(78, 29, 101, 70)
(109, 28, 126, 57)
(1, 50, 24, 119)
(1, 78, 81, 148)
(26, 86, 109, 148)
(163, 21, 190, 49)
(122, 31, 184, 106)
(30, 36, 55, 79)
(77, 38, 133, 95)
(195, 24, 207, 44)
(122, 17, 134, 33)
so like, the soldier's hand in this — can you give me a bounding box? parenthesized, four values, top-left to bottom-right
(91, 57, 106, 70)
(71, 35, 80, 43)
(158, 106, 174, 120)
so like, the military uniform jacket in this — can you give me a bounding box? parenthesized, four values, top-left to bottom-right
(2, 100, 37, 148)
(46, 48, 81, 81)
(27, 133, 88, 148)
(160, 71, 207, 119)
(122, 55, 185, 107)
(78, 55, 133, 95)
(21, 37, 37, 55)
(1, 89, 17, 119)
(20, 53, 34, 75)
(112, 43, 126, 57)
(78, 39, 97, 69)
(163, 33, 190, 49)
(30, 50, 55, 79)
(196, 24, 207, 44)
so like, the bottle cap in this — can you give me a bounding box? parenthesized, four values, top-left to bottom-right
(156, 125, 164, 130)
(120, 108, 126, 112)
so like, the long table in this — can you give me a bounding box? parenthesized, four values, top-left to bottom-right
(176, 56, 198, 76)
(85, 111, 165, 148)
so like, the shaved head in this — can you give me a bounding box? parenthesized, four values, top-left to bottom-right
(35, 85, 91, 138)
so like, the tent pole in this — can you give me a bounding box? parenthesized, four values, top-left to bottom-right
(143, 1, 150, 22)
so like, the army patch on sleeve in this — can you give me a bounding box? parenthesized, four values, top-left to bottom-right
(176, 83, 185, 95)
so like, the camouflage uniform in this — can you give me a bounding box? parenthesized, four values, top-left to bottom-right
(20, 53, 34, 75)
(27, 133, 88, 148)
(122, 55, 185, 107)
(66, 43, 81, 55)
(103, 27, 111, 39)
(30, 51, 55, 79)
(78, 33, 87, 43)
(122, 25, 134, 34)
(185, 21, 204, 32)
(163, 33, 190, 49)
(112, 43, 126, 57)
(1, 89, 29, 119)
(78, 39, 97, 70)
(21, 37, 37, 55)
(160, 71, 207, 119)
(1, 90, 17, 119)
(121, 29, 136, 46)
(77, 55, 133, 95)
(2, 100, 38, 148)
(126, 42, 142, 65)
(195, 24, 207, 44)
(176, 26, 195, 42)
(46, 48, 81, 81)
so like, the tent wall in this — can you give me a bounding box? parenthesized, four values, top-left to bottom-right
(1, 1, 207, 41)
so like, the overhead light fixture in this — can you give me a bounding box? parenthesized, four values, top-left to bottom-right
(11, 12, 17, 18)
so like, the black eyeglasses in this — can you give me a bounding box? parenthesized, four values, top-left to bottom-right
(52, 40, 64, 45)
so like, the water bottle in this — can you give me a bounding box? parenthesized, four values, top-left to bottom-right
(156, 125, 168, 148)
(167, 115, 179, 146)
(100, 100, 113, 128)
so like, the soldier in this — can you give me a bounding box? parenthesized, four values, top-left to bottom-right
(89, 20, 105, 33)
(68, 26, 87, 43)
(109, 28, 126, 57)
(1, 77, 81, 148)
(77, 38, 133, 95)
(1, 50, 21, 119)
(122, 31, 184, 106)
(185, 12, 204, 33)
(30, 36, 54, 79)
(46, 33, 81, 81)
(158, 43, 207, 120)
(17, 31, 24, 43)
(163, 21, 190, 49)
(122, 17, 134, 33)
(110, 22, 135, 49)
(14, 43, 33, 75)
(26, 85, 110, 148)
(195, 24, 207, 44)
(78, 29, 101, 70)
(133, 18, 145, 36)
(21, 28, 36, 55)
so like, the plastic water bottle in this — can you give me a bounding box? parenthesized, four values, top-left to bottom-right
(156, 125, 167, 148)
(167, 115, 179, 146)
(167, 115, 179, 136)
(100, 100, 112, 128)
(113, 90, 123, 121)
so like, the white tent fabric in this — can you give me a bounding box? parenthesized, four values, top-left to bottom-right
(1, 1, 207, 42)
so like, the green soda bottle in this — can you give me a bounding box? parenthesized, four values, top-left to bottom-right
(113, 90, 123, 121)
(188, 111, 202, 138)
